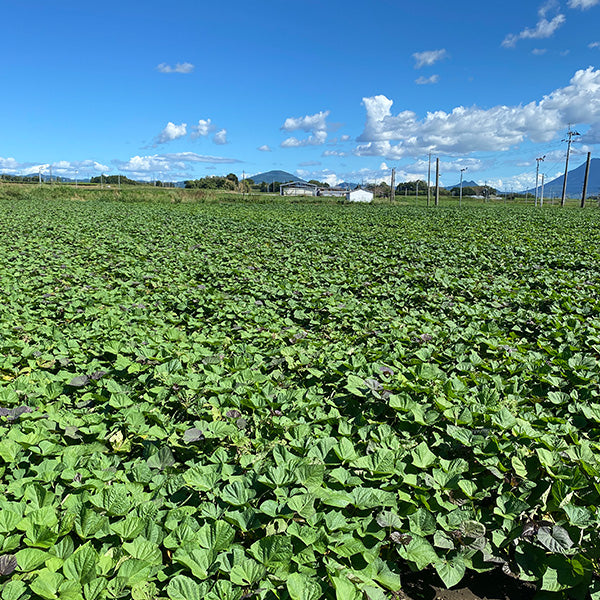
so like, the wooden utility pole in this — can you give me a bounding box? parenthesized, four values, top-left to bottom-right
(435, 158, 440, 206)
(540, 174, 545, 207)
(390, 168, 395, 202)
(561, 127, 580, 207)
(581, 152, 591, 208)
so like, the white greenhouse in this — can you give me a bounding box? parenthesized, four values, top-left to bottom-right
(346, 189, 373, 203)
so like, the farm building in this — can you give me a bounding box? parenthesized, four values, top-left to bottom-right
(317, 187, 347, 197)
(346, 188, 373, 203)
(280, 182, 318, 196)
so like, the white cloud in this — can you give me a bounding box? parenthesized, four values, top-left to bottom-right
(281, 110, 330, 147)
(413, 49, 447, 68)
(257, 144, 272, 152)
(0, 158, 109, 177)
(114, 152, 241, 177)
(568, 0, 600, 8)
(532, 48, 548, 55)
(282, 110, 330, 132)
(191, 119, 214, 139)
(340, 135, 351, 142)
(415, 74, 439, 85)
(156, 62, 195, 74)
(295, 168, 340, 187)
(355, 67, 600, 159)
(322, 150, 347, 157)
(281, 131, 328, 147)
(589, 41, 600, 48)
(0, 157, 28, 174)
(502, 13, 565, 47)
(154, 122, 187, 145)
(213, 129, 228, 145)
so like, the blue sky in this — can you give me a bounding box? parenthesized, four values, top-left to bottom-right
(2, 0, 600, 190)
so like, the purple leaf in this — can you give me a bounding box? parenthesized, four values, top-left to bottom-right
(0, 554, 17, 576)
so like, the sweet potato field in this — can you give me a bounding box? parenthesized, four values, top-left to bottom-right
(1, 192, 600, 599)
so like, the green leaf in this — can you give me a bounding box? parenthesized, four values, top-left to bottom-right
(117, 559, 153, 587)
(397, 535, 438, 570)
(15, 547, 48, 571)
(286, 573, 321, 600)
(331, 576, 362, 600)
(83, 579, 107, 600)
(63, 542, 97, 584)
(197, 521, 235, 553)
(411, 442, 436, 469)
(122, 539, 162, 566)
(537, 526, 574, 554)
(435, 557, 466, 588)
(229, 559, 265, 586)
(220, 481, 255, 506)
(29, 568, 64, 600)
(249, 535, 293, 572)
(146, 446, 175, 470)
(167, 576, 209, 600)
(0, 581, 27, 600)
(173, 548, 215, 580)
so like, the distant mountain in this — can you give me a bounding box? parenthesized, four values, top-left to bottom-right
(337, 182, 359, 190)
(522, 158, 600, 198)
(247, 170, 303, 184)
(446, 180, 480, 190)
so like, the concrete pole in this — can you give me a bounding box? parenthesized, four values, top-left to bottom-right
(581, 152, 591, 208)
(435, 158, 440, 206)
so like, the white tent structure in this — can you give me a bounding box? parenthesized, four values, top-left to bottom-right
(346, 189, 373, 203)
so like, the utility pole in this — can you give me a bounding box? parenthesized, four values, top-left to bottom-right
(118, 174, 121, 190)
(390, 167, 395, 202)
(581, 151, 591, 208)
(49, 165, 53, 185)
(535, 156, 545, 207)
(38, 168, 42, 186)
(75, 170, 78, 188)
(459, 167, 467, 208)
(415, 180, 419, 204)
(540, 174, 545, 207)
(561, 126, 580, 207)
(427, 152, 431, 207)
(435, 158, 440, 206)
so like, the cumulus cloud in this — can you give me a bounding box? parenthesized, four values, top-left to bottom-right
(568, 0, 600, 8)
(355, 67, 600, 159)
(281, 110, 330, 147)
(156, 62, 195, 74)
(257, 144, 272, 152)
(413, 49, 447, 68)
(322, 150, 347, 157)
(191, 119, 214, 139)
(113, 152, 241, 178)
(589, 41, 600, 48)
(502, 11, 565, 47)
(415, 74, 440, 85)
(213, 129, 228, 145)
(154, 122, 187, 145)
(295, 168, 340, 187)
(0, 158, 109, 177)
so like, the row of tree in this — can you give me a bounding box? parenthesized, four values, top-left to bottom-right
(364, 180, 497, 198)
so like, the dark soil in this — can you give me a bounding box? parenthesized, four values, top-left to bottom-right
(396, 566, 537, 600)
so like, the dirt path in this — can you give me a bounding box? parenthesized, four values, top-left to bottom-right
(396, 567, 537, 600)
